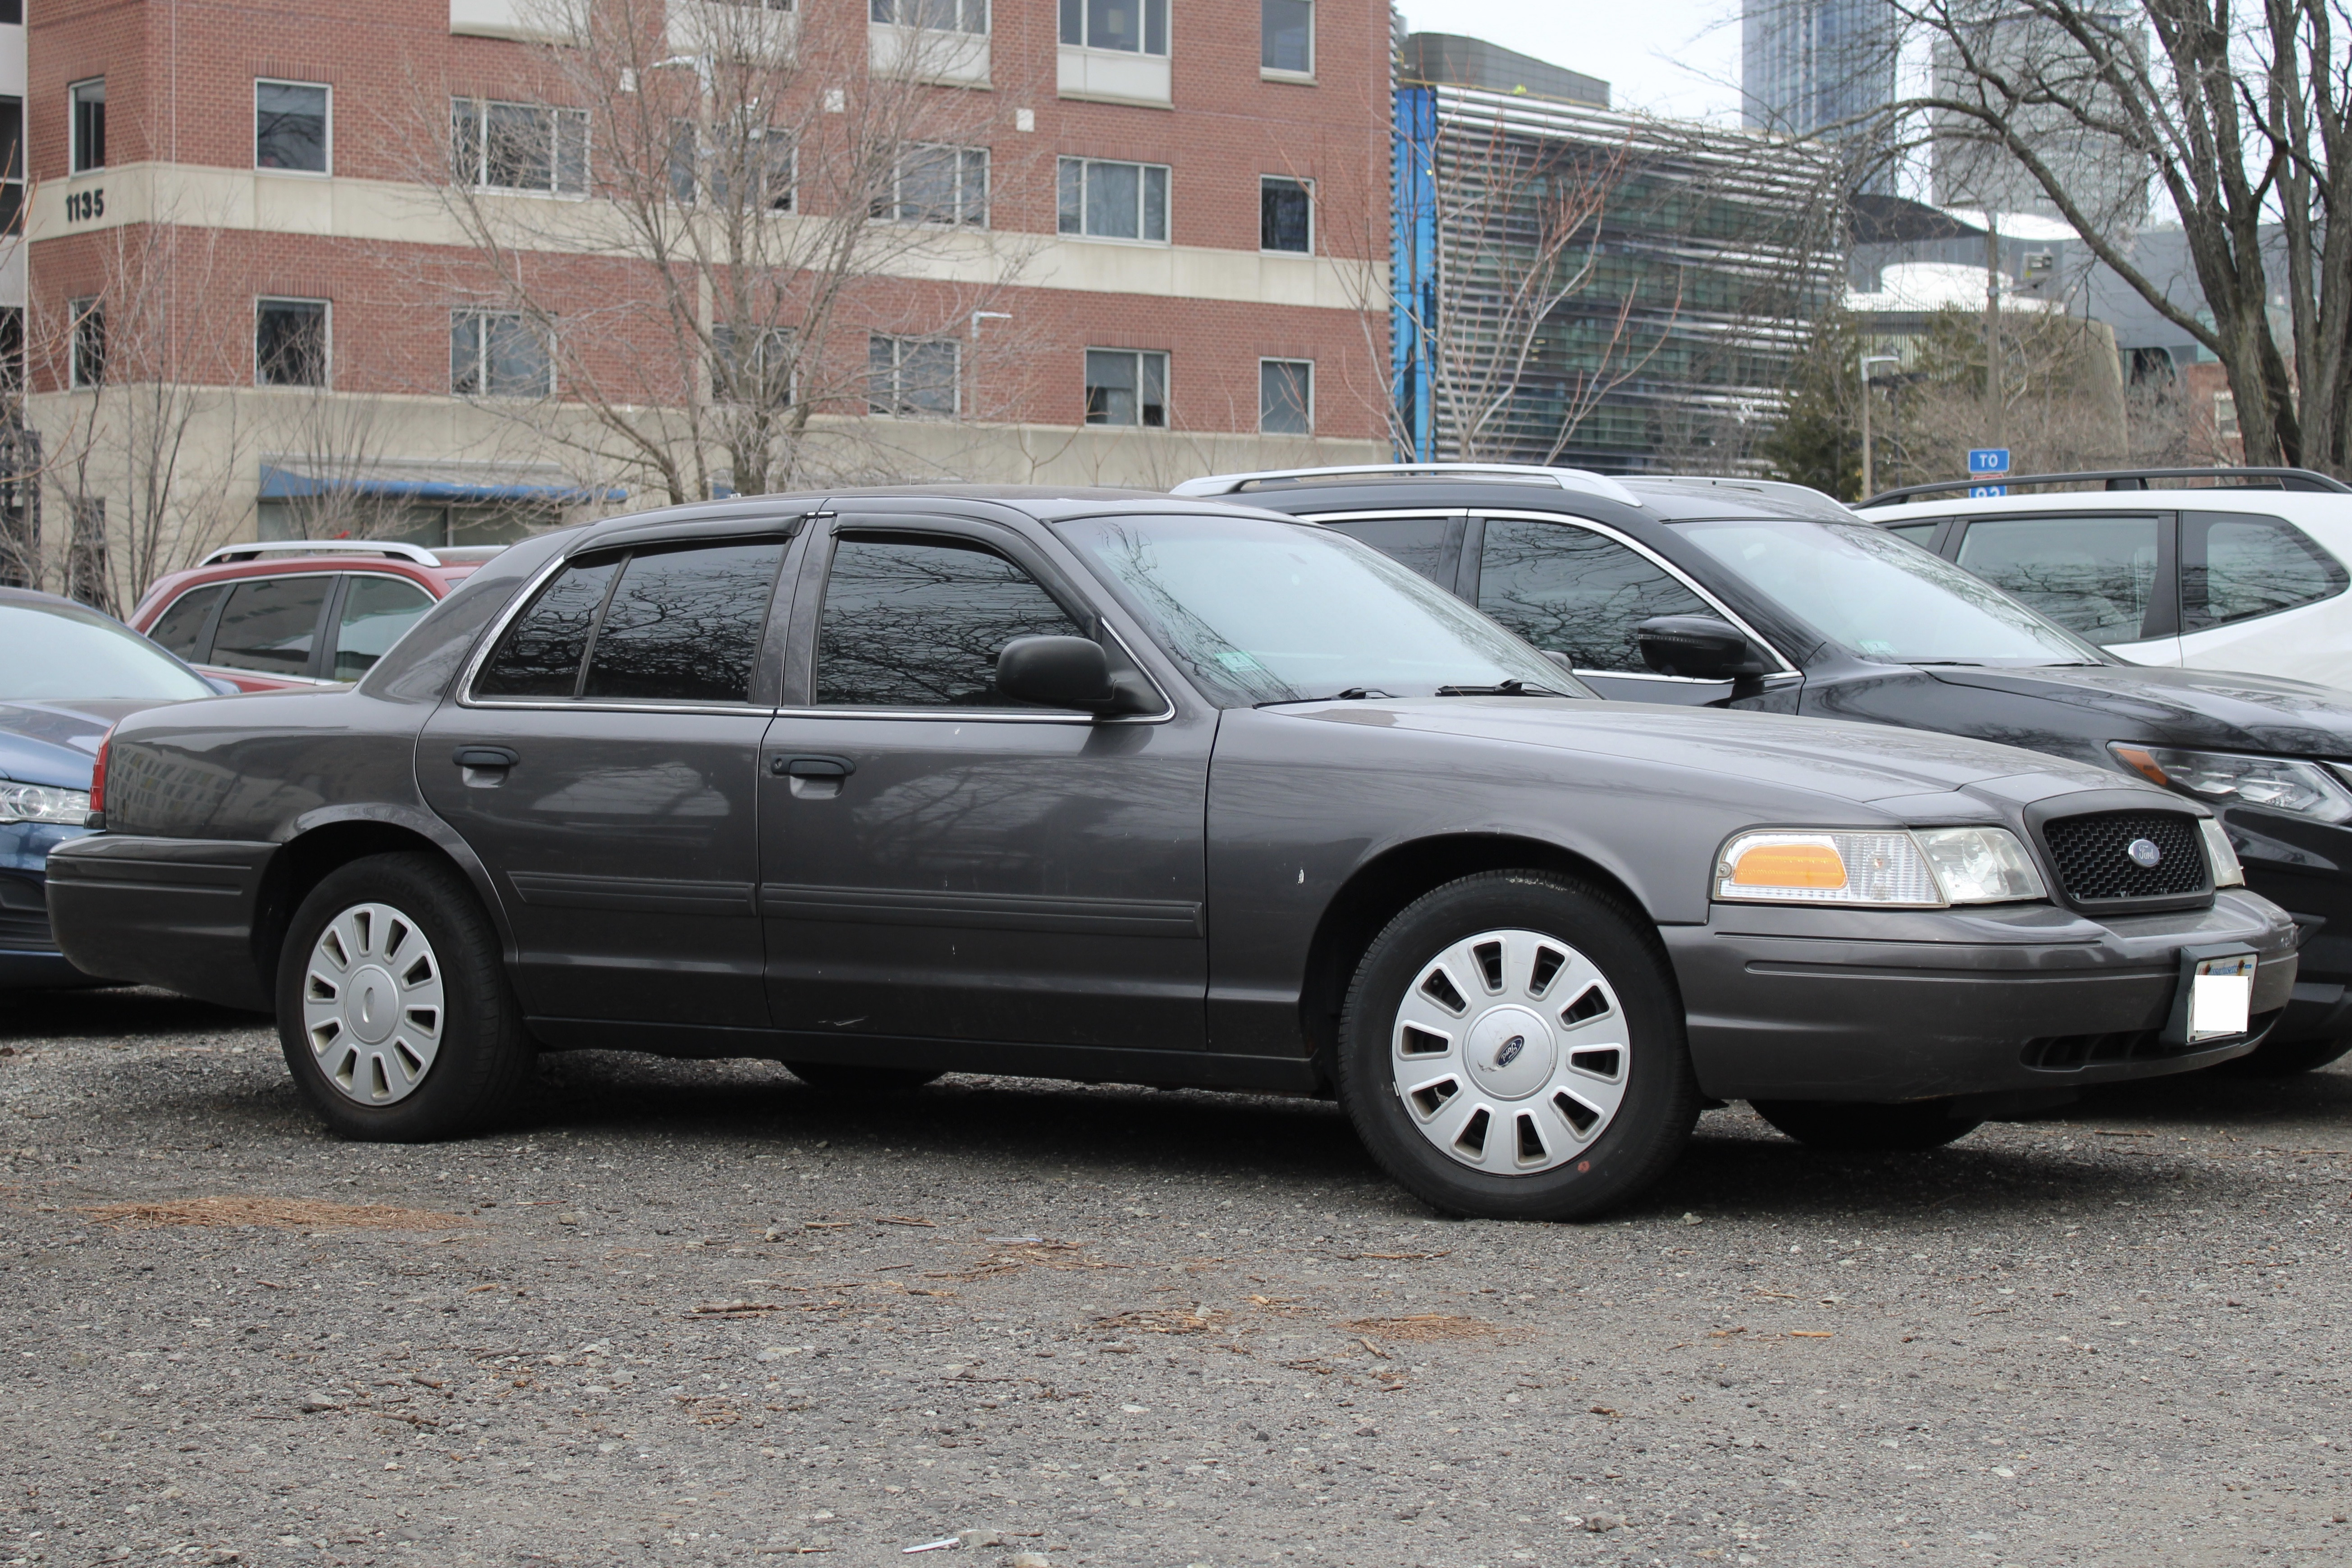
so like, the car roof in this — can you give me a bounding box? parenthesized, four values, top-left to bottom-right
(1862, 487, 2352, 523)
(0, 585, 131, 621)
(1208, 472, 1858, 525)
(564, 486, 1300, 546)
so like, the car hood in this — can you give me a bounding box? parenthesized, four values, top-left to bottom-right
(1288, 697, 2125, 810)
(0, 699, 169, 789)
(1921, 663, 2352, 756)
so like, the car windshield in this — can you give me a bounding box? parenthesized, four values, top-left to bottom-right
(1675, 517, 2103, 666)
(1055, 514, 1592, 706)
(0, 601, 216, 701)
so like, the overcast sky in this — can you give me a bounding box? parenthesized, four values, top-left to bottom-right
(1397, 0, 1748, 124)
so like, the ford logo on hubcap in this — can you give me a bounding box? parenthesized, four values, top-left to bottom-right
(1493, 1034, 1526, 1069)
(2126, 837, 2163, 869)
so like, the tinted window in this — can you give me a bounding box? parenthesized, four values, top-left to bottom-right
(1476, 517, 1712, 673)
(475, 558, 621, 698)
(1322, 516, 1460, 588)
(1883, 522, 1938, 545)
(148, 583, 227, 659)
(211, 575, 333, 677)
(0, 603, 213, 702)
(581, 542, 785, 703)
(332, 576, 436, 681)
(815, 536, 1084, 708)
(1954, 514, 2161, 646)
(2183, 512, 2348, 632)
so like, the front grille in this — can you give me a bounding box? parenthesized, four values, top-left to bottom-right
(0, 910, 57, 953)
(2023, 1008, 2281, 1070)
(2039, 809, 2209, 906)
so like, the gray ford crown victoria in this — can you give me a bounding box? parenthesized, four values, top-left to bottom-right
(46, 489, 2298, 1220)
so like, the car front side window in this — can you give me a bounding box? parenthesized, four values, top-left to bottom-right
(149, 583, 229, 660)
(1475, 516, 1713, 673)
(813, 534, 1085, 708)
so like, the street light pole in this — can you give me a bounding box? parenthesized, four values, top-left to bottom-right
(1859, 353, 1900, 500)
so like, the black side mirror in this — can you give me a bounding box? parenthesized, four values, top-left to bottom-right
(1634, 615, 1768, 682)
(996, 635, 1158, 715)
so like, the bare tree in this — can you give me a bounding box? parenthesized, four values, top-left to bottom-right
(410, 0, 1040, 505)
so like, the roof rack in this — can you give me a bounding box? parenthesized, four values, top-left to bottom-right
(1170, 462, 1645, 508)
(199, 539, 449, 568)
(1620, 474, 1859, 521)
(1855, 466, 2352, 507)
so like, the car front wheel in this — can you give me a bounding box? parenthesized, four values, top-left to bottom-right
(276, 852, 533, 1141)
(1336, 871, 1698, 1221)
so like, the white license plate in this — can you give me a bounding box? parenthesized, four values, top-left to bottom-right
(2188, 954, 2256, 1042)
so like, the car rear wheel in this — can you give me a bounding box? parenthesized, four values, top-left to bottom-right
(783, 1061, 942, 1094)
(277, 852, 533, 1141)
(2210, 1034, 2352, 1077)
(1750, 1099, 1983, 1151)
(1336, 871, 1697, 1222)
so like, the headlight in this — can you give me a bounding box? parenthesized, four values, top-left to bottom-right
(2199, 817, 2246, 887)
(0, 783, 93, 825)
(1716, 826, 2045, 908)
(2111, 743, 2352, 823)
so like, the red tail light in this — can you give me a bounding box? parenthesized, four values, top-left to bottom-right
(87, 725, 113, 815)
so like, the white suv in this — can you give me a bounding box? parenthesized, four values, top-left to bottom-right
(1858, 468, 2352, 690)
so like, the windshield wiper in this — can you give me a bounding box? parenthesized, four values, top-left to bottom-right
(1255, 687, 1396, 708)
(1433, 679, 1576, 698)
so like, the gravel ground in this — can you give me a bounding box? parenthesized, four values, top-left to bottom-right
(1, 988, 2348, 1568)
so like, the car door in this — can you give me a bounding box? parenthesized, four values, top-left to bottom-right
(1946, 511, 2180, 664)
(759, 510, 1210, 1054)
(2174, 509, 2352, 686)
(1468, 512, 1798, 707)
(419, 526, 795, 1032)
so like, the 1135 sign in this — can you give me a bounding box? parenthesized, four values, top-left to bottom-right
(64, 188, 104, 222)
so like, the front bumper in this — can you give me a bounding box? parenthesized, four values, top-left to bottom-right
(1664, 890, 2299, 1102)
(2227, 805, 2352, 1043)
(43, 833, 279, 1010)
(1, 821, 114, 989)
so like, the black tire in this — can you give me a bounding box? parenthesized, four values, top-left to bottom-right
(783, 1061, 943, 1094)
(1336, 870, 1698, 1222)
(1750, 1099, 1983, 1151)
(275, 852, 534, 1141)
(2210, 1034, 2352, 1078)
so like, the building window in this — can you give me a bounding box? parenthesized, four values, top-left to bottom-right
(1261, 0, 1311, 73)
(0, 97, 20, 237)
(871, 0, 987, 32)
(1057, 157, 1167, 242)
(1260, 176, 1309, 252)
(0, 307, 20, 394)
(1085, 348, 1166, 427)
(2214, 391, 2240, 440)
(256, 81, 329, 174)
(256, 299, 329, 388)
(69, 299, 105, 389)
(868, 335, 959, 417)
(880, 144, 987, 225)
(452, 98, 589, 196)
(70, 79, 105, 174)
(671, 121, 794, 210)
(452, 310, 553, 397)
(1059, 0, 1167, 53)
(1259, 358, 1311, 434)
(712, 324, 795, 406)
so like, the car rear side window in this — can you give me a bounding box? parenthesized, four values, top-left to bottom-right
(148, 583, 228, 659)
(333, 576, 436, 681)
(211, 575, 333, 678)
(1320, 516, 1461, 589)
(1953, 514, 2160, 646)
(815, 535, 1084, 708)
(581, 542, 786, 703)
(475, 557, 622, 697)
(2182, 511, 2348, 632)
(1474, 517, 1711, 673)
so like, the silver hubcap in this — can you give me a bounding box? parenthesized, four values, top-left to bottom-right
(301, 901, 445, 1106)
(1391, 927, 1630, 1175)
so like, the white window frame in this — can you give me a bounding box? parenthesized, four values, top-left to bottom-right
(1258, 357, 1312, 435)
(883, 143, 988, 226)
(871, 0, 987, 34)
(255, 79, 332, 177)
(1084, 347, 1169, 428)
(69, 78, 105, 174)
(451, 96, 590, 197)
(1259, 174, 1312, 254)
(1057, 156, 1170, 244)
(255, 297, 332, 390)
(1259, 0, 1313, 78)
(452, 308, 556, 398)
(68, 297, 104, 389)
(868, 334, 961, 419)
(1059, 0, 1167, 55)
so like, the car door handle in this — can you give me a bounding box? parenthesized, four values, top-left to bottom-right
(774, 755, 853, 779)
(453, 746, 519, 769)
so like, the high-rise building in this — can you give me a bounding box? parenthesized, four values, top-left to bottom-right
(1740, 0, 1895, 191)
(1928, 9, 2148, 228)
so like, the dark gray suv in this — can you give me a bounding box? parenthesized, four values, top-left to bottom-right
(46, 488, 2297, 1220)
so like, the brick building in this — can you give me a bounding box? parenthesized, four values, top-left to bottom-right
(15, 0, 1387, 603)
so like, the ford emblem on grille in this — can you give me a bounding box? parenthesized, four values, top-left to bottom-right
(2126, 837, 2163, 869)
(1493, 1034, 1526, 1068)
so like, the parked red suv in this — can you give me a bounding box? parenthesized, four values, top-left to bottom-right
(129, 542, 506, 692)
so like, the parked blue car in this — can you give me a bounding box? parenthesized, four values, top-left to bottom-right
(0, 586, 229, 987)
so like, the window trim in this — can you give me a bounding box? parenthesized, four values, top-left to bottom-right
(255, 296, 332, 389)
(255, 78, 332, 177)
(69, 77, 105, 174)
(1057, 155, 1171, 245)
(1257, 356, 1312, 435)
(1258, 174, 1312, 254)
(1083, 346, 1169, 429)
(881, 142, 989, 226)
